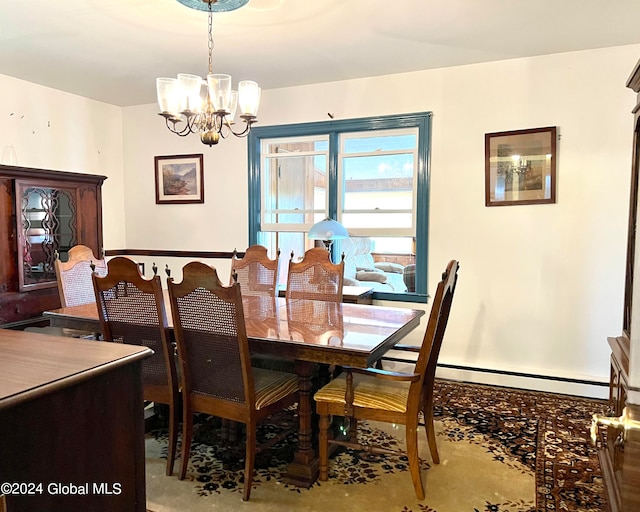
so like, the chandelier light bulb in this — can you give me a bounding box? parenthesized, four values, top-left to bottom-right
(207, 74, 232, 113)
(238, 81, 261, 116)
(177, 73, 203, 113)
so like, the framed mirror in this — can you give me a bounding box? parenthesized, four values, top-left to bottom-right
(15, 181, 78, 291)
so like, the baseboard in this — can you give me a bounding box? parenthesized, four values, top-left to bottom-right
(436, 365, 608, 399)
(382, 357, 609, 399)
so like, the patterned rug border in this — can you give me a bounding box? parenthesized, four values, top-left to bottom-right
(433, 379, 608, 512)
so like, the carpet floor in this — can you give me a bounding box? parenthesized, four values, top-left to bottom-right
(145, 379, 608, 512)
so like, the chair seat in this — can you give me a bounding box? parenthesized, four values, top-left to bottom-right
(314, 373, 410, 413)
(253, 368, 298, 410)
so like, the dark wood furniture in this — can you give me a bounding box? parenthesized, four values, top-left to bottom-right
(314, 260, 459, 500)
(0, 165, 105, 328)
(597, 57, 640, 512)
(92, 257, 180, 477)
(279, 284, 373, 304)
(287, 247, 345, 302)
(43, 293, 425, 487)
(230, 245, 280, 296)
(167, 262, 299, 501)
(0, 329, 151, 512)
(55, 244, 106, 307)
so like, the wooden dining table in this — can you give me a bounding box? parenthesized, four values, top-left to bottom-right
(44, 294, 424, 487)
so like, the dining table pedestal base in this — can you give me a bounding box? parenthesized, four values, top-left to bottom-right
(283, 359, 321, 487)
(283, 457, 320, 488)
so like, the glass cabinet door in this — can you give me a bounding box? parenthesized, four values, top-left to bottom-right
(16, 181, 77, 291)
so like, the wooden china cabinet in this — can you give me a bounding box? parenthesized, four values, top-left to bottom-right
(0, 164, 105, 328)
(596, 58, 640, 512)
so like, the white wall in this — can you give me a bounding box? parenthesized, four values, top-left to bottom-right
(3, 44, 638, 398)
(122, 45, 640, 397)
(0, 74, 127, 250)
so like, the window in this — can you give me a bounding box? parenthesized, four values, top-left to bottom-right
(339, 129, 417, 236)
(248, 112, 431, 301)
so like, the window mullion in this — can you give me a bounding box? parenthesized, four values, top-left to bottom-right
(328, 131, 340, 220)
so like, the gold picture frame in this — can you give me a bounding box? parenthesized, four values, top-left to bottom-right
(485, 127, 557, 206)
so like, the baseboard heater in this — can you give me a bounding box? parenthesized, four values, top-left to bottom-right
(380, 356, 608, 388)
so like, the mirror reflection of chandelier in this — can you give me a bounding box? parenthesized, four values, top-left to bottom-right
(509, 155, 531, 175)
(155, 0, 260, 146)
(497, 154, 532, 183)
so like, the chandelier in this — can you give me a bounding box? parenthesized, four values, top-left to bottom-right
(156, 0, 260, 146)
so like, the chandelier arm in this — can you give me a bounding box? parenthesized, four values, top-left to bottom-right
(164, 116, 195, 137)
(225, 119, 255, 138)
(186, 113, 202, 134)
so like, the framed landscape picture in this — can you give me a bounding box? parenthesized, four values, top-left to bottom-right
(485, 127, 557, 206)
(154, 154, 204, 204)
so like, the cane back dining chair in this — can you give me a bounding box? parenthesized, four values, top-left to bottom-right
(55, 244, 107, 307)
(92, 256, 180, 476)
(167, 261, 299, 501)
(231, 245, 293, 374)
(230, 245, 280, 297)
(34, 244, 108, 338)
(286, 247, 345, 303)
(313, 259, 460, 500)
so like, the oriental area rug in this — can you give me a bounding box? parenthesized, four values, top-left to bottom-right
(145, 380, 608, 512)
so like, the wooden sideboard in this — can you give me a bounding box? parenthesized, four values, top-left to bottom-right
(0, 329, 151, 512)
(0, 165, 106, 328)
(601, 336, 630, 510)
(598, 57, 640, 512)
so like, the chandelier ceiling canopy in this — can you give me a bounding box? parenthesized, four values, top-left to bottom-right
(156, 0, 260, 146)
(176, 0, 249, 11)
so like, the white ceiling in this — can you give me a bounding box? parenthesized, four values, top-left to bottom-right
(2, 0, 640, 107)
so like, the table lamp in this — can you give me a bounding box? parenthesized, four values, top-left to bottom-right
(308, 217, 349, 251)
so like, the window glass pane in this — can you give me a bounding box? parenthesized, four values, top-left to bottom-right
(262, 138, 328, 228)
(335, 236, 416, 293)
(339, 129, 417, 236)
(264, 138, 328, 154)
(342, 154, 414, 211)
(343, 133, 416, 153)
(263, 155, 326, 211)
(342, 212, 413, 229)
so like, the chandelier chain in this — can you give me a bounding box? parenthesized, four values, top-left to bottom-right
(207, 3, 214, 75)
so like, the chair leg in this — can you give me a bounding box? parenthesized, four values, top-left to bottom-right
(347, 416, 358, 442)
(179, 412, 193, 480)
(165, 402, 179, 476)
(220, 418, 229, 442)
(421, 392, 439, 465)
(228, 420, 239, 443)
(243, 422, 256, 501)
(319, 413, 332, 481)
(423, 406, 439, 464)
(406, 422, 425, 500)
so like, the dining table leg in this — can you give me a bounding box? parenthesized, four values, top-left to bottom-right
(283, 359, 319, 487)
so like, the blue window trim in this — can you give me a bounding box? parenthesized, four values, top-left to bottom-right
(247, 111, 432, 303)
